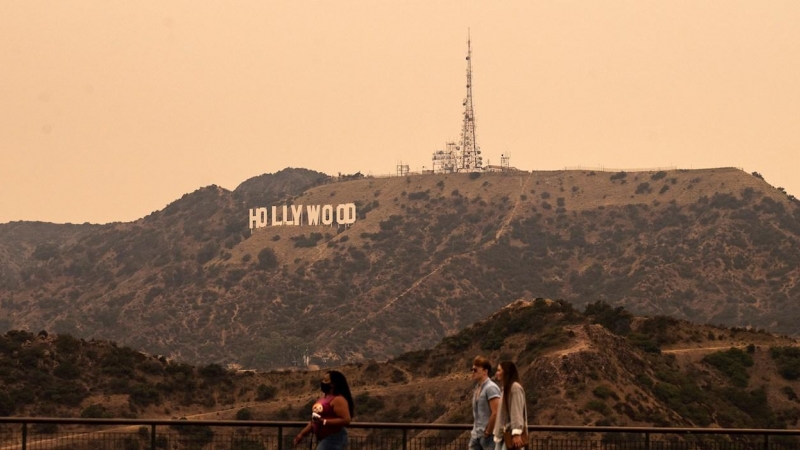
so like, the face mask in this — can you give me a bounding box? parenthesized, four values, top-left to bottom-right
(320, 381, 332, 394)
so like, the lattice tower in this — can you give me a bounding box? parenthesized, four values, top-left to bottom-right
(459, 31, 482, 172)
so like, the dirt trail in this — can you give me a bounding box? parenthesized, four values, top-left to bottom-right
(493, 172, 532, 242)
(343, 257, 453, 336)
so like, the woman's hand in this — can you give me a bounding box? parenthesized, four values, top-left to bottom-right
(293, 433, 304, 446)
(512, 435, 523, 448)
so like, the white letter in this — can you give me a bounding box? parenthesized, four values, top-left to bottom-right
(282, 205, 290, 226)
(336, 203, 357, 225)
(249, 207, 268, 229)
(321, 205, 334, 226)
(306, 205, 321, 226)
(291, 205, 303, 226)
(271, 206, 283, 226)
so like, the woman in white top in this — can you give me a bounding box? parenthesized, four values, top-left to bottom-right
(492, 361, 527, 450)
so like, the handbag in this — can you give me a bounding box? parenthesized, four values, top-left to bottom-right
(503, 428, 529, 449)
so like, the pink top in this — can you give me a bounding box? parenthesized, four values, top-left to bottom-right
(311, 395, 344, 439)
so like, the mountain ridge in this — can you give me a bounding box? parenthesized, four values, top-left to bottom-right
(4, 301, 800, 432)
(1, 167, 798, 369)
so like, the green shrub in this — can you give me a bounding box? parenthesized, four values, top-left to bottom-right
(593, 385, 619, 400)
(584, 301, 632, 335)
(81, 404, 112, 418)
(0, 392, 14, 415)
(54, 361, 83, 380)
(585, 399, 611, 415)
(635, 183, 652, 194)
(235, 408, 253, 420)
(257, 248, 279, 270)
(33, 243, 59, 260)
(196, 241, 219, 264)
(355, 392, 386, 418)
(703, 348, 753, 387)
(129, 384, 161, 407)
(771, 347, 800, 380)
(256, 384, 277, 401)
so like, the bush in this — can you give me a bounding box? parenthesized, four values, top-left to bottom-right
(257, 248, 278, 270)
(196, 241, 219, 264)
(610, 171, 627, 181)
(355, 392, 386, 418)
(585, 399, 611, 415)
(129, 384, 161, 407)
(469, 172, 481, 180)
(33, 243, 59, 260)
(54, 361, 82, 380)
(236, 408, 253, 420)
(408, 190, 430, 201)
(292, 233, 324, 248)
(81, 404, 112, 418)
(584, 301, 632, 335)
(651, 171, 667, 180)
(256, 384, 277, 401)
(0, 392, 14, 415)
(703, 348, 753, 387)
(593, 385, 619, 400)
(199, 363, 228, 380)
(771, 347, 800, 380)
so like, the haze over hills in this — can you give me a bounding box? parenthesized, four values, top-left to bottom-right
(4, 301, 800, 431)
(0, 167, 798, 369)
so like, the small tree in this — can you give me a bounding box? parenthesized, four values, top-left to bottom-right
(257, 248, 278, 270)
(256, 384, 277, 401)
(236, 408, 253, 421)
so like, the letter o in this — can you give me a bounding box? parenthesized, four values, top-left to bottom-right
(336, 203, 357, 225)
(321, 205, 334, 225)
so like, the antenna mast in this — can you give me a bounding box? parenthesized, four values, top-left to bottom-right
(459, 30, 482, 172)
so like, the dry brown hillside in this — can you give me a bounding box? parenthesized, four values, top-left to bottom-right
(5, 301, 800, 432)
(0, 167, 798, 369)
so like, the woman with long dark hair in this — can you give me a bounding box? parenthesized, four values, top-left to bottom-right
(492, 362, 527, 450)
(293, 370, 354, 450)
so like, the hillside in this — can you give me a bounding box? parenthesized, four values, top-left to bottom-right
(4, 301, 800, 433)
(0, 167, 799, 368)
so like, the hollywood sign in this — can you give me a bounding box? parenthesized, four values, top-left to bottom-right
(249, 204, 357, 230)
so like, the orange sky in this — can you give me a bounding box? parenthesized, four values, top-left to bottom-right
(1, 1, 798, 224)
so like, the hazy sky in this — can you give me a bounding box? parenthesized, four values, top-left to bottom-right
(2, 1, 798, 224)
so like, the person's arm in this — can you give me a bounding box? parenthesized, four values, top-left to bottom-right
(485, 396, 500, 438)
(293, 422, 313, 445)
(509, 384, 526, 448)
(492, 393, 505, 441)
(327, 396, 352, 427)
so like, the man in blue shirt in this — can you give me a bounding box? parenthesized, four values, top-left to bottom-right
(470, 356, 501, 450)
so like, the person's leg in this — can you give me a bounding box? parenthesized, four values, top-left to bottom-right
(480, 436, 495, 450)
(316, 429, 348, 450)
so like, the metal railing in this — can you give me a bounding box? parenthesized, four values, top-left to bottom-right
(1, 418, 799, 450)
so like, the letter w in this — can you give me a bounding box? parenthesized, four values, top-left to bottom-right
(306, 205, 321, 226)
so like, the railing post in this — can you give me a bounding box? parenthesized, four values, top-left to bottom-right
(764, 433, 769, 450)
(21, 422, 27, 450)
(278, 425, 283, 450)
(150, 424, 157, 450)
(402, 428, 408, 450)
(644, 432, 650, 450)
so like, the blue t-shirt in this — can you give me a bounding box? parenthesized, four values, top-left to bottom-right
(471, 378, 501, 438)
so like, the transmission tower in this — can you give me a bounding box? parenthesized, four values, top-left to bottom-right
(459, 30, 482, 172)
